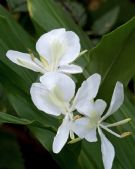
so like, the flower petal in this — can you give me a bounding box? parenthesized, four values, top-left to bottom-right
(6, 50, 44, 73)
(36, 28, 80, 66)
(75, 101, 95, 117)
(94, 99, 107, 117)
(58, 64, 83, 74)
(73, 117, 97, 142)
(40, 72, 75, 102)
(73, 73, 101, 109)
(53, 114, 70, 153)
(73, 117, 90, 138)
(98, 128, 115, 169)
(101, 82, 124, 121)
(85, 127, 97, 142)
(30, 83, 64, 116)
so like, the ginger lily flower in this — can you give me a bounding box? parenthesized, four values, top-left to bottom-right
(6, 28, 83, 74)
(30, 72, 101, 153)
(73, 82, 131, 169)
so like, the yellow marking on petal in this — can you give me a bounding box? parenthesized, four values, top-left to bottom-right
(17, 58, 26, 65)
(48, 86, 68, 113)
(28, 49, 35, 60)
(40, 56, 49, 68)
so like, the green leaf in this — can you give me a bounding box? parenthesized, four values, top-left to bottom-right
(7, 0, 27, 12)
(27, 0, 92, 49)
(0, 111, 57, 132)
(0, 62, 59, 129)
(0, 112, 33, 124)
(0, 131, 25, 169)
(90, 0, 135, 27)
(92, 6, 119, 35)
(59, 1, 87, 27)
(0, 6, 37, 89)
(29, 126, 83, 169)
(87, 17, 135, 101)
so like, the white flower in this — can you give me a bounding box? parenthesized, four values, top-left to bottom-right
(6, 28, 84, 74)
(30, 72, 101, 153)
(73, 82, 131, 169)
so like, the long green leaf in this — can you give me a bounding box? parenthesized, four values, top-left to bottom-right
(0, 6, 37, 89)
(0, 112, 32, 124)
(27, 0, 92, 49)
(87, 17, 135, 101)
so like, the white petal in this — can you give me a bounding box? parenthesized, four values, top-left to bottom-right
(73, 73, 101, 108)
(53, 115, 70, 153)
(58, 64, 83, 74)
(98, 128, 115, 169)
(73, 117, 90, 138)
(73, 117, 97, 142)
(6, 50, 44, 73)
(30, 83, 65, 116)
(94, 99, 107, 117)
(101, 82, 124, 121)
(36, 28, 80, 67)
(85, 127, 97, 142)
(40, 72, 75, 102)
(76, 101, 95, 117)
(73, 118, 89, 138)
(76, 99, 106, 118)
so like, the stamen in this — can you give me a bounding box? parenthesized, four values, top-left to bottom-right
(74, 115, 82, 120)
(70, 131, 75, 140)
(79, 50, 88, 57)
(68, 137, 82, 144)
(105, 118, 131, 128)
(100, 124, 122, 138)
(121, 132, 132, 138)
(28, 49, 35, 60)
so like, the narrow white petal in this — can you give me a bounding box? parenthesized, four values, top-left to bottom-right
(98, 128, 115, 169)
(30, 83, 65, 116)
(6, 50, 44, 73)
(58, 64, 83, 74)
(40, 72, 75, 102)
(53, 115, 70, 153)
(36, 28, 80, 67)
(73, 73, 101, 108)
(94, 99, 107, 117)
(101, 82, 124, 121)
